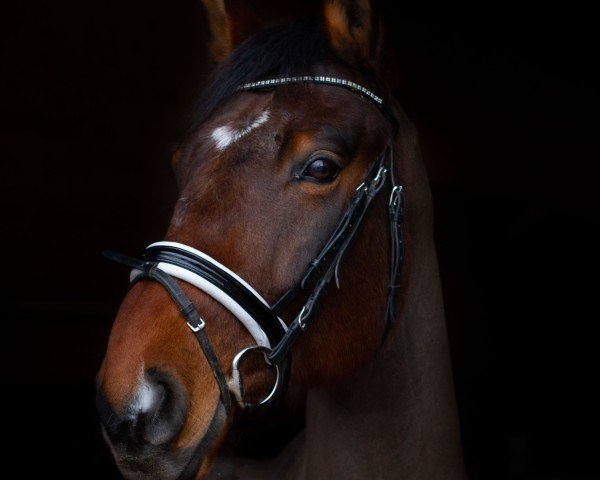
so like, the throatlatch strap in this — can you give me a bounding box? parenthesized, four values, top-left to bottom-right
(383, 145, 405, 339)
(103, 250, 232, 414)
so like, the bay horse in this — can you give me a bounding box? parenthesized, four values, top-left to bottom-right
(96, 1, 466, 478)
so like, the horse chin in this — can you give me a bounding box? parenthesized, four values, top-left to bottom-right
(109, 446, 195, 480)
(105, 403, 228, 480)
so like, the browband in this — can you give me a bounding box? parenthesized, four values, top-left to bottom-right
(237, 76, 399, 135)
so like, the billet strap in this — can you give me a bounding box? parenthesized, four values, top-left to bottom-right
(102, 250, 232, 414)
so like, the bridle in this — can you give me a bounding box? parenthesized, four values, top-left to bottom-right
(104, 76, 405, 479)
(103, 76, 405, 417)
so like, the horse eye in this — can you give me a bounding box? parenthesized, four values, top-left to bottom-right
(300, 158, 340, 183)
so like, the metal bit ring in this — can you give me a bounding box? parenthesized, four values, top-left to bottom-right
(229, 345, 282, 409)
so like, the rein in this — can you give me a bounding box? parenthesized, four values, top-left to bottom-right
(104, 76, 404, 414)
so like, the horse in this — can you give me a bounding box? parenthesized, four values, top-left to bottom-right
(96, 1, 466, 478)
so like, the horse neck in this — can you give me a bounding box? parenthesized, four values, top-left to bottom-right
(209, 123, 467, 480)
(291, 136, 467, 479)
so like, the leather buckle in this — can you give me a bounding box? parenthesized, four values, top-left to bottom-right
(186, 319, 206, 332)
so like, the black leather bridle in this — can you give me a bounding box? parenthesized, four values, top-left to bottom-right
(104, 76, 405, 417)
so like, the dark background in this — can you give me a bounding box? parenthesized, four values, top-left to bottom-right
(1, 1, 598, 478)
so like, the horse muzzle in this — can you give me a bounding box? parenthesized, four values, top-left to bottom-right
(96, 367, 220, 480)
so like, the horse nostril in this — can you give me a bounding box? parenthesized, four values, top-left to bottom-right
(96, 368, 188, 451)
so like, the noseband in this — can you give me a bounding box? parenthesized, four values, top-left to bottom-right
(104, 76, 405, 415)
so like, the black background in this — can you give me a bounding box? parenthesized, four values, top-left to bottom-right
(1, 1, 598, 478)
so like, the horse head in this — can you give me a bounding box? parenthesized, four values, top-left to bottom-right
(96, 1, 443, 478)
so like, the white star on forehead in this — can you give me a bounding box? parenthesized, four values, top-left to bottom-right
(211, 110, 270, 151)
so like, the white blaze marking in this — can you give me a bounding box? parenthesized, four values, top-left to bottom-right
(211, 110, 270, 151)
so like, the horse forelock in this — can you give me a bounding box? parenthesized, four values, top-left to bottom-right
(181, 19, 389, 142)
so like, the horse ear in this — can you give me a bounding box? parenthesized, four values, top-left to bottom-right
(322, 0, 383, 70)
(200, 0, 263, 63)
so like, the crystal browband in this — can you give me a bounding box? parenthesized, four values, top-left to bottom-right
(237, 76, 384, 105)
(236, 76, 399, 135)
